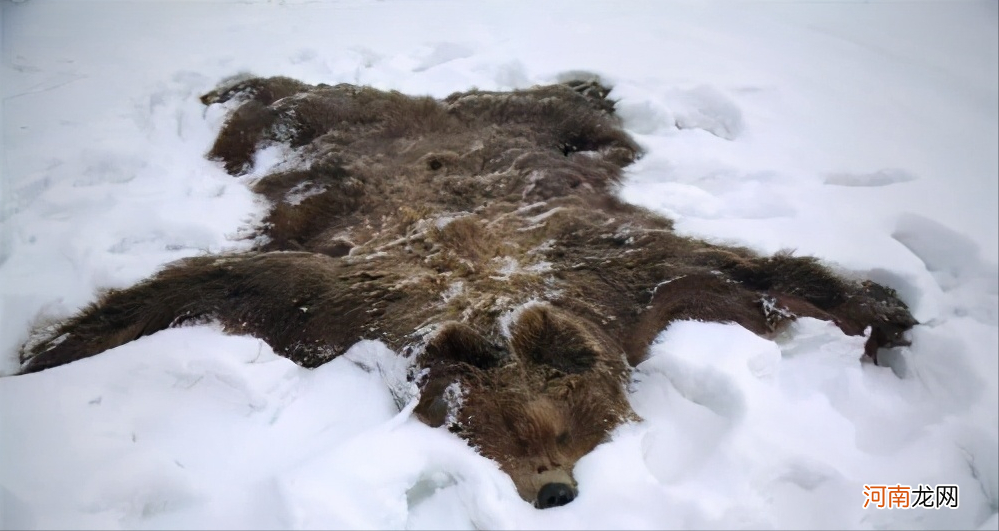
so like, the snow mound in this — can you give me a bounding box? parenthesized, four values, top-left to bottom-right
(616, 84, 744, 140)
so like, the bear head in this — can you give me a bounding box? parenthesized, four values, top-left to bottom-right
(412, 303, 637, 508)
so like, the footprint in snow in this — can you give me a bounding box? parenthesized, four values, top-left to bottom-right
(823, 168, 918, 187)
(412, 42, 475, 73)
(892, 212, 998, 324)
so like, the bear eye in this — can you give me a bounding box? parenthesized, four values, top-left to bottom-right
(556, 431, 571, 445)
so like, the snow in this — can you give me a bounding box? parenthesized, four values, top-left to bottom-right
(1, 0, 996, 529)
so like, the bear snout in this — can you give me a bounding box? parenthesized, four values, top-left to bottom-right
(536, 482, 577, 509)
(515, 466, 579, 508)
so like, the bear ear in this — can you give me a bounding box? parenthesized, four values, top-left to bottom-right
(413, 376, 453, 429)
(509, 305, 598, 374)
(415, 323, 505, 429)
(421, 322, 507, 370)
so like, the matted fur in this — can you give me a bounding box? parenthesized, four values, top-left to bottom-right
(18, 76, 917, 506)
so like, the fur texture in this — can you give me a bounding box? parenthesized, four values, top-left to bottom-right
(19, 75, 917, 507)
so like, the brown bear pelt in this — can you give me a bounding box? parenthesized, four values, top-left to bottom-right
(18, 75, 917, 508)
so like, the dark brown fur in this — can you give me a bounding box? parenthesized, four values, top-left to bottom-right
(18, 76, 917, 507)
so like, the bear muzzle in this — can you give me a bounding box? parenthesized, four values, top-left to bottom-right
(515, 466, 579, 509)
(536, 482, 577, 509)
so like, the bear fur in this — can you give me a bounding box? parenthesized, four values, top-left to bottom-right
(18, 75, 917, 508)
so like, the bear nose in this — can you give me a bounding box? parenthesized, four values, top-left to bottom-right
(536, 482, 576, 508)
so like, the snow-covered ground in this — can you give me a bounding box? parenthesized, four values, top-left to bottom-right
(1, 1, 996, 529)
